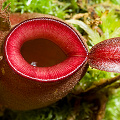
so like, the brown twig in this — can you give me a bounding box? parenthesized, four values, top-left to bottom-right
(96, 93, 108, 120)
(0, 0, 6, 10)
(81, 75, 120, 95)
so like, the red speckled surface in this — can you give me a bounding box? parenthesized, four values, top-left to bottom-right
(88, 37, 120, 73)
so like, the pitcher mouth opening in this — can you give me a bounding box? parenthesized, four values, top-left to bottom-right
(4, 17, 88, 82)
(20, 38, 68, 67)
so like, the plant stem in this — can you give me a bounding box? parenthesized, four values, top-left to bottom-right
(80, 75, 120, 95)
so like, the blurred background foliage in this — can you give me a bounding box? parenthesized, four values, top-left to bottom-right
(1, 0, 120, 120)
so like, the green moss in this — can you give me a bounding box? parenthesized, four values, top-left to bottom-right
(78, 68, 118, 91)
(104, 88, 120, 120)
(2, 98, 72, 120)
(3, 0, 72, 19)
(1, 0, 120, 120)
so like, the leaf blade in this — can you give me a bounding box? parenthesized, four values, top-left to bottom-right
(88, 37, 120, 73)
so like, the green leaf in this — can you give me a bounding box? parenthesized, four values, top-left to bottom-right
(98, 9, 120, 39)
(110, 0, 120, 5)
(66, 19, 102, 45)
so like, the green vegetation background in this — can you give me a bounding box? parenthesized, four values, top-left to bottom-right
(1, 0, 120, 120)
